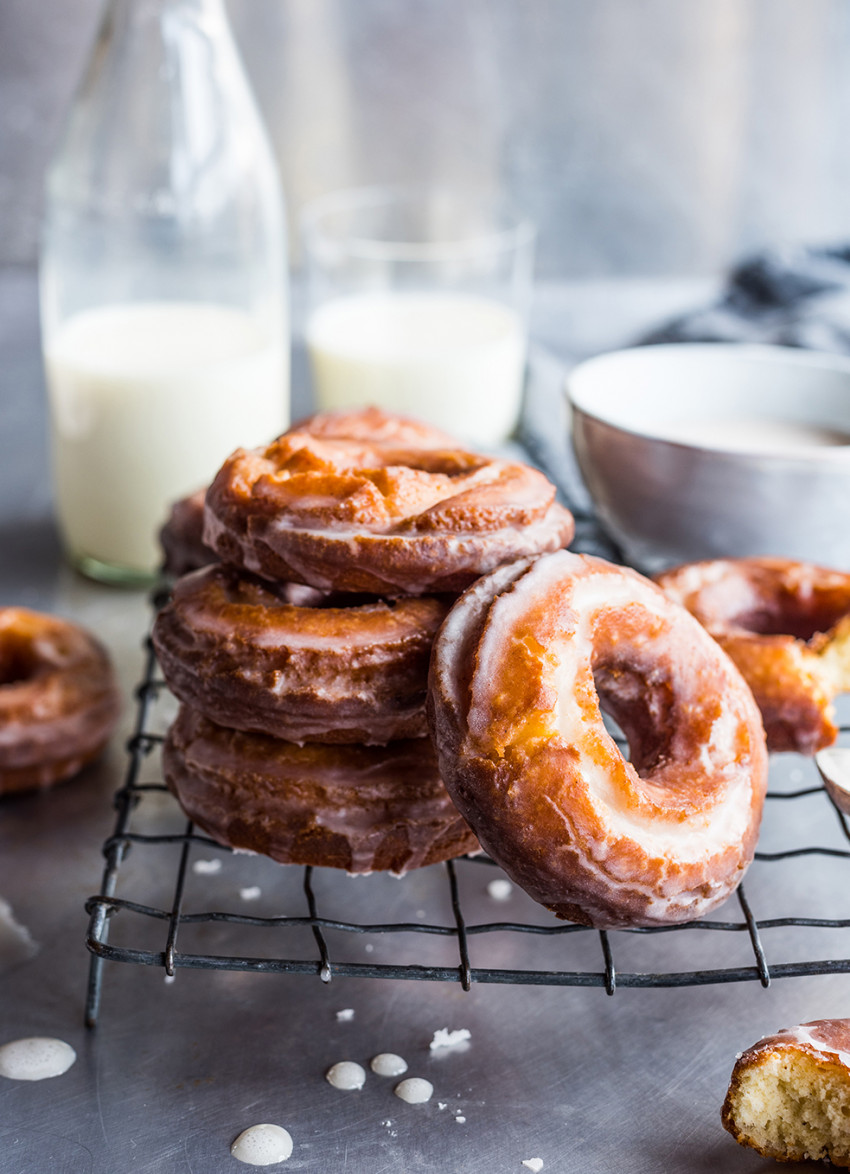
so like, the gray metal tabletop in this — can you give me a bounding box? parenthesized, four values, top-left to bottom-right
(0, 268, 839, 1173)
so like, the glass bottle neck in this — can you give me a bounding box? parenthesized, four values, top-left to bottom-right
(102, 0, 230, 36)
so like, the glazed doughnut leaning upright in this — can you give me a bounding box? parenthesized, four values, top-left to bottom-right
(657, 558, 850, 754)
(428, 550, 768, 929)
(152, 563, 451, 744)
(203, 430, 575, 596)
(722, 1019, 850, 1166)
(0, 607, 120, 794)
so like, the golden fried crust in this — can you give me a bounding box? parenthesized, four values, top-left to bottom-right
(158, 409, 459, 578)
(428, 551, 768, 929)
(0, 607, 120, 793)
(162, 705, 479, 873)
(204, 432, 574, 595)
(153, 565, 451, 744)
(291, 405, 458, 449)
(657, 558, 850, 755)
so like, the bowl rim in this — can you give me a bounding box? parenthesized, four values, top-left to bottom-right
(565, 342, 850, 460)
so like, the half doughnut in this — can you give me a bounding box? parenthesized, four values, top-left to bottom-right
(657, 558, 850, 754)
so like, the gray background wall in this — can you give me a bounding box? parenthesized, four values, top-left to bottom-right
(3, 0, 850, 279)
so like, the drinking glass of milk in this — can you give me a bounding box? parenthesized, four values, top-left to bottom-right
(40, 0, 289, 585)
(301, 187, 536, 448)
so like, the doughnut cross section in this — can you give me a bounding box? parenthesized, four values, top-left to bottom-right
(428, 552, 768, 928)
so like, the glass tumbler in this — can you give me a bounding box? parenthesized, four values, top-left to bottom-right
(301, 187, 536, 448)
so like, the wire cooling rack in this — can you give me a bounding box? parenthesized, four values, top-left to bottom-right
(84, 580, 850, 1028)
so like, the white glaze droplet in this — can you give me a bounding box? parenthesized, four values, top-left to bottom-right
(192, 858, 222, 875)
(230, 1124, 293, 1166)
(394, 1077, 433, 1104)
(430, 1028, 471, 1051)
(335, 1008, 355, 1022)
(455, 1115, 467, 1124)
(326, 1061, 366, 1090)
(0, 1037, 76, 1081)
(487, 878, 513, 901)
(522, 1160, 544, 1172)
(370, 1052, 408, 1077)
(239, 886, 262, 901)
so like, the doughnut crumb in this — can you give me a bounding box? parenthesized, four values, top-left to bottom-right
(723, 1024, 850, 1166)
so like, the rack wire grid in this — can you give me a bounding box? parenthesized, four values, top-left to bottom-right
(85, 555, 850, 1028)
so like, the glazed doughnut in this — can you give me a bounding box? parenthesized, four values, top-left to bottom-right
(158, 410, 454, 577)
(656, 558, 850, 755)
(162, 705, 479, 873)
(204, 431, 575, 595)
(0, 608, 120, 794)
(159, 488, 217, 576)
(428, 550, 768, 929)
(722, 1019, 850, 1166)
(292, 405, 458, 449)
(152, 564, 450, 744)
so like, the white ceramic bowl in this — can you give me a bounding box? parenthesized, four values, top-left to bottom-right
(567, 343, 850, 571)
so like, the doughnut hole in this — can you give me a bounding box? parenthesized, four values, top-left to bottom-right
(592, 661, 674, 775)
(727, 1052, 850, 1165)
(0, 634, 39, 687)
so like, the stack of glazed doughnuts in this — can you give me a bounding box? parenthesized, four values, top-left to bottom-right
(154, 407, 575, 875)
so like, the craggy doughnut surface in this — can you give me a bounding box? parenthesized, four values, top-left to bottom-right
(657, 558, 850, 755)
(204, 432, 575, 595)
(152, 564, 451, 744)
(0, 608, 120, 794)
(722, 1019, 850, 1166)
(428, 551, 768, 929)
(158, 409, 456, 577)
(162, 705, 479, 873)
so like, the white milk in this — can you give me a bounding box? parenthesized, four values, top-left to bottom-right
(45, 302, 288, 576)
(305, 292, 526, 447)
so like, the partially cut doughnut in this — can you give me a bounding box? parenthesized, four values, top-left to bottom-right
(428, 551, 768, 928)
(657, 558, 850, 754)
(722, 1019, 850, 1166)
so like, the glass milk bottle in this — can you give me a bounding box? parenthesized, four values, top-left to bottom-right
(40, 0, 289, 585)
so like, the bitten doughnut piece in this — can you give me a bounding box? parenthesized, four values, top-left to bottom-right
(657, 558, 850, 755)
(0, 607, 120, 794)
(428, 550, 768, 928)
(162, 705, 479, 873)
(722, 1020, 850, 1166)
(203, 430, 574, 596)
(152, 564, 451, 744)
